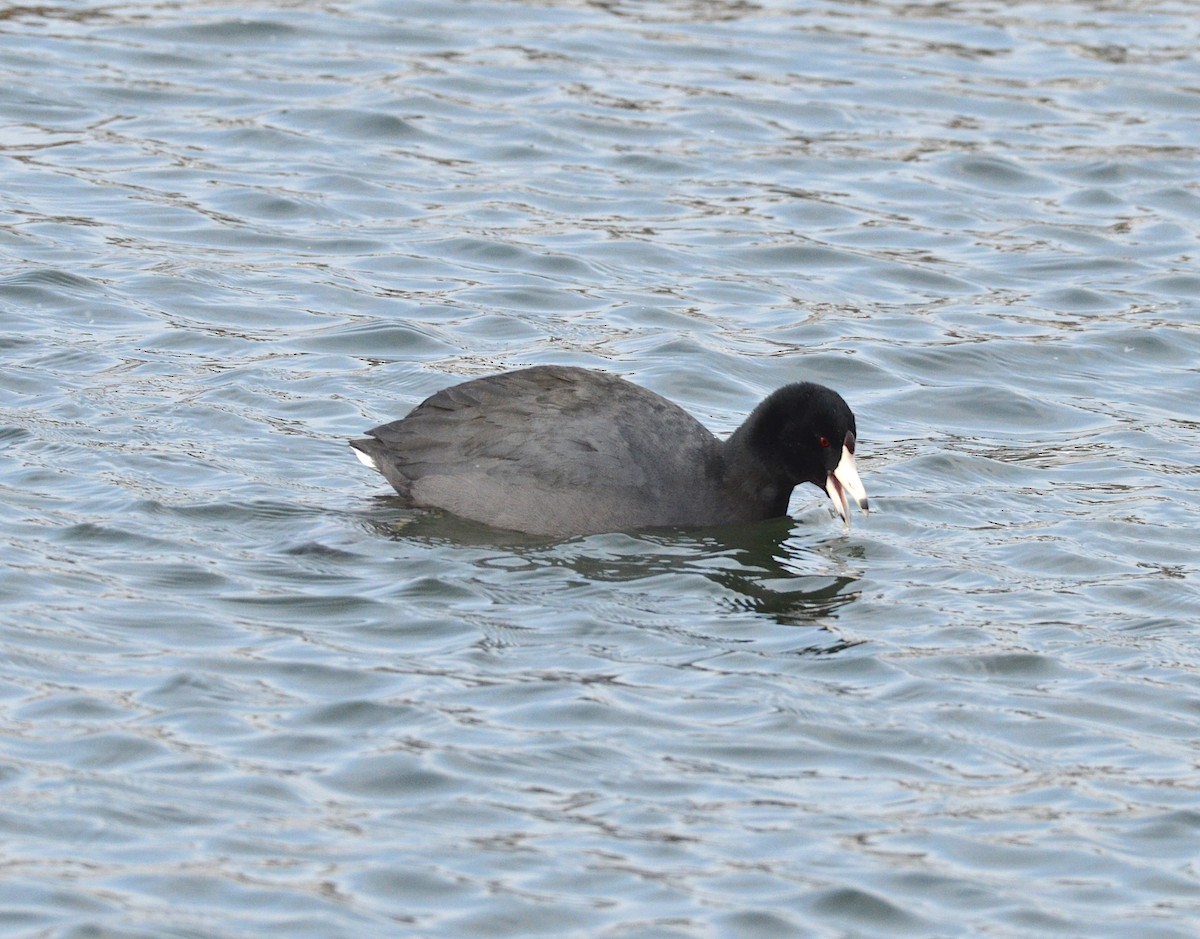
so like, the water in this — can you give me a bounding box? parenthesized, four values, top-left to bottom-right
(2, 0, 1199, 936)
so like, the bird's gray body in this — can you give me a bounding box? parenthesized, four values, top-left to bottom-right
(351, 366, 788, 535)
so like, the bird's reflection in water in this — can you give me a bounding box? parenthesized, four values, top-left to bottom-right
(360, 502, 863, 655)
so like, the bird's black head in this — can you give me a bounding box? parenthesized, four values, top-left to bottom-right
(741, 381, 868, 524)
(746, 383, 856, 484)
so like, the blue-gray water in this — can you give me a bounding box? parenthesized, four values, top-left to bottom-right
(3, 1, 1200, 936)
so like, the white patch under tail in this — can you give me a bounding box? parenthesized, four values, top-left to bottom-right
(352, 447, 379, 471)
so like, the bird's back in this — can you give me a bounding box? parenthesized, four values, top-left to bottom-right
(352, 366, 725, 534)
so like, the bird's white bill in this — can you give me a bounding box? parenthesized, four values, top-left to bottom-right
(824, 446, 869, 527)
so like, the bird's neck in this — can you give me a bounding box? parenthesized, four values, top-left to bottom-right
(718, 430, 794, 520)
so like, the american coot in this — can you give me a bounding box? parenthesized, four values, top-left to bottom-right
(351, 365, 868, 537)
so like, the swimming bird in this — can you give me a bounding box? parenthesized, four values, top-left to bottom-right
(351, 365, 867, 537)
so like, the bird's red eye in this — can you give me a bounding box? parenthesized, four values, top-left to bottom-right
(818, 436, 831, 448)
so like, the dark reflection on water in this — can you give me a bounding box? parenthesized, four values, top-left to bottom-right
(709, 571, 861, 634)
(363, 501, 863, 635)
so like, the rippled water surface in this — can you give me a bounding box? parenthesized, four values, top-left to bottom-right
(3, 1, 1200, 936)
